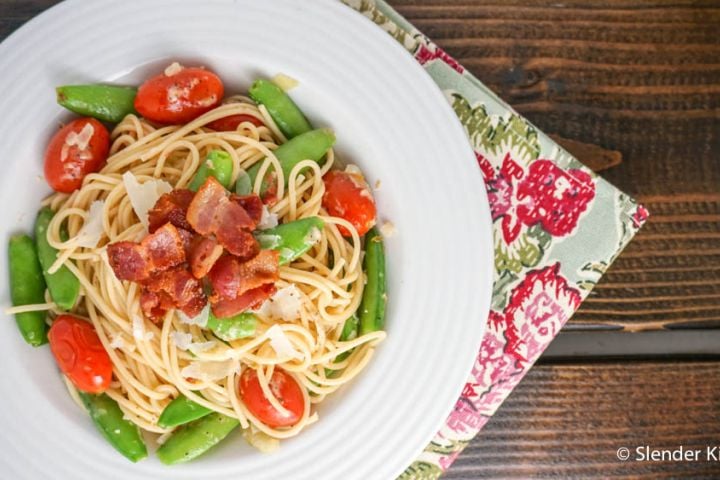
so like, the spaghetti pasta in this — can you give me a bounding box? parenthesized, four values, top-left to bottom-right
(41, 97, 385, 446)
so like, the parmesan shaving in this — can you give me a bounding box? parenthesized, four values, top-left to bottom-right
(188, 340, 218, 354)
(61, 123, 95, 163)
(122, 172, 172, 230)
(170, 332, 193, 351)
(164, 62, 183, 76)
(254, 285, 304, 322)
(271, 73, 299, 91)
(75, 200, 106, 248)
(379, 221, 397, 238)
(181, 360, 239, 382)
(109, 335, 125, 349)
(266, 324, 302, 359)
(132, 315, 154, 341)
(304, 227, 322, 246)
(177, 304, 210, 327)
(257, 205, 278, 230)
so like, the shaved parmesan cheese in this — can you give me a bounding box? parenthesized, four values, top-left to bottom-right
(380, 221, 397, 238)
(304, 227, 322, 246)
(344, 164, 363, 177)
(266, 324, 302, 359)
(271, 73, 299, 91)
(254, 285, 303, 322)
(242, 426, 280, 453)
(132, 315, 154, 341)
(181, 360, 239, 382)
(164, 62, 183, 76)
(61, 123, 95, 163)
(75, 200, 106, 248)
(188, 340, 218, 354)
(109, 335, 125, 349)
(178, 304, 210, 327)
(257, 206, 278, 230)
(171, 332, 193, 350)
(122, 172, 172, 230)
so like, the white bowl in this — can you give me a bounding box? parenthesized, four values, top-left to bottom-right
(0, 1, 493, 478)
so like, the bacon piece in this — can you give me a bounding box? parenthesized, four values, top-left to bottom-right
(230, 194, 263, 226)
(207, 250, 279, 318)
(141, 266, 206, 321)
(189, 236, 224, 279)
(107, 242, 148, 282)
(107, 223, 186, 282)
(207, 250, 280, 302)
(148, 189, 194, 233)
(212, 284, 276, 319)
(186, 177, 258, 256)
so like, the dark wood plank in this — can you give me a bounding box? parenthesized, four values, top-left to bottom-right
(445, 361, 720, 479)
(391, 0, 720, 331)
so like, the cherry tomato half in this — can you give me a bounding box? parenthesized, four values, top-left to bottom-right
(207, 114, 264, 132)
(238, 368, 304, 428)
(322, 170, 377, 237)
(44, 118, 110, 193)
(134, 66, 224, 124)
(48, 315, 112, 394)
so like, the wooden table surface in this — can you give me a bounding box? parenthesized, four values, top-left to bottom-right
(3, 0, 719, 478)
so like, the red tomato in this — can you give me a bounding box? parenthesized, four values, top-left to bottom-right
(238, 368, 304, 428)
(48, 315, 112, 394)
(207, 114, 264, 131)
(44, 118, 110, 193)
(134, 66, 224, 124)
(322, 170, 377, 236)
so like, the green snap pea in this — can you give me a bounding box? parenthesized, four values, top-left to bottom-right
(256, 216, 325, 265)
(156, 412, 239, 465)
(358, 227, 386, 335)
(8, 235, 48, 346)
(158, 395, 212, 428)
(246, 128, 336, 195)
(248, 79, 312, 139)
(56, 84, 137, 123)
(325, 314, 359, 378)
(34, 208, 80, 311)
(189, 150, 234, 191)
(207, 311, 257, 341)
(78, 392, 148, 462)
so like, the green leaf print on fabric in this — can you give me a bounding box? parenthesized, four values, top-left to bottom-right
(398, 461, 444, 480)
(495, 224, 552, 274)
(451, 93, 541, 164)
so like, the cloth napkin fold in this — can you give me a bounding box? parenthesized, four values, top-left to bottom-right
(342, 1, 648, 478)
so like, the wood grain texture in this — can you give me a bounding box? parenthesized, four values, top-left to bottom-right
(444, 361, 720, 479)
(391, 0, 720, 331)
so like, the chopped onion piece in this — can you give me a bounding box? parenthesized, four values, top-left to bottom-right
(75, 200, 105, 248)
(164, 62, 183, 76)
(122, 172, 172, 230)
(379, 221, 397, 238)
(266, 324, 302, 359)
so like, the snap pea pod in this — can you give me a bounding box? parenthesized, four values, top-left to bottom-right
(256, 216, 325, 265)
(234, 168, 252, 196)
(8, 235, 48, 346)
(248, 79, 312, 139)
(325, 314, 359, 378)
(189, 150, 234, 191)
(78, 392, 148, 462)
(246, 128, 336, 194)
(207, 311, 257, 341)
(156, 412, 239, 465)
(358, 227, 387, 335)
(34, 207, 80, 311)
(158, 395, 212, 428)
(56, 84, 137, 123)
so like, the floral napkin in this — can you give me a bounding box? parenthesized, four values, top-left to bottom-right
(342, 1, 649, 478)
